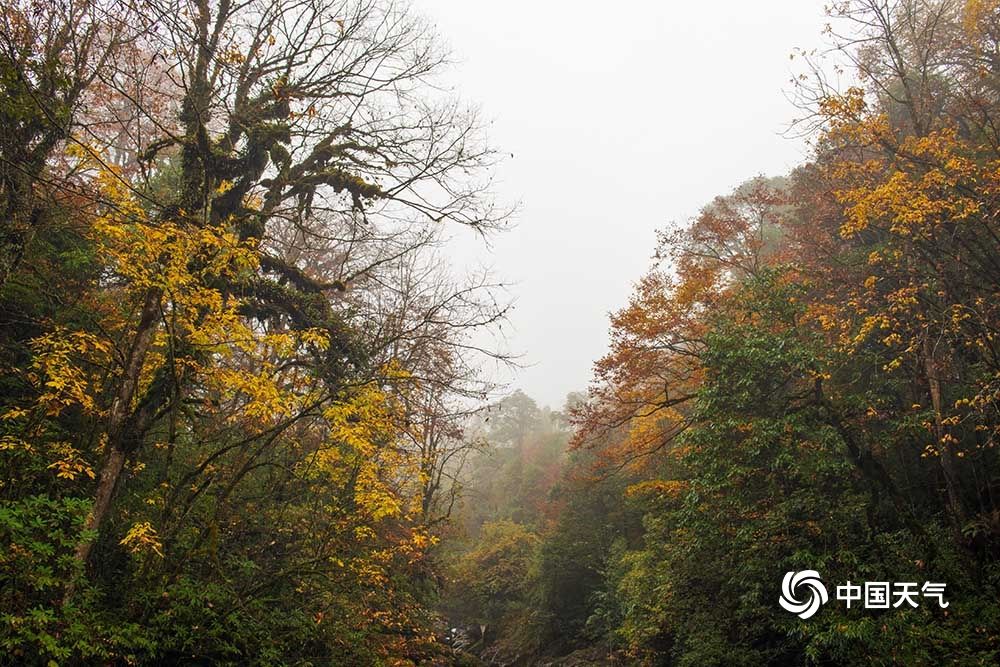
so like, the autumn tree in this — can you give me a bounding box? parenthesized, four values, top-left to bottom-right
(0, 0, 140, 285)
(0, 0, 510, 662)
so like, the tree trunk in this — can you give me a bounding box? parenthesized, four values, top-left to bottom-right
(923, 333, 965, 523)
(74, 288, 162, 565)
(74, 447, 127, 563)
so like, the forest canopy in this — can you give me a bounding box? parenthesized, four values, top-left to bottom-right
(1, 0, 508, 663)
(441, 1, 1000, 665)
(4, 0, 1000, 666)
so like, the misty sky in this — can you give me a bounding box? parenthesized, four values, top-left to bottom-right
(414, 0, 831, 410)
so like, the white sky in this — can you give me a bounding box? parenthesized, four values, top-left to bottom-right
(413, 0, 831, 409)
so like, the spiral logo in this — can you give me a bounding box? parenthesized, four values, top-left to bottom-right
(779, 570, 828, 619)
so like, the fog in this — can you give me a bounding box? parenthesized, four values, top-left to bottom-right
(414, 0, 831, 408)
